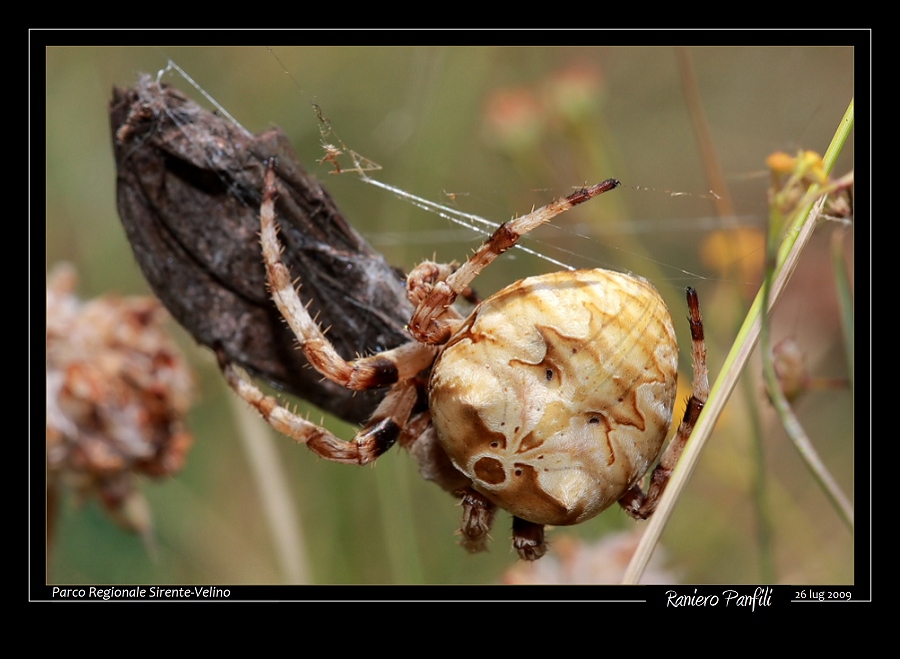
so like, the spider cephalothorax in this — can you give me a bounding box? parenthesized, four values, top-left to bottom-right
(221, 160, 708, 561)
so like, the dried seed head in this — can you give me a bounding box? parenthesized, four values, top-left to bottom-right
(772, 337, 809, 403)
(429, 269, 678, 526)
(46, 264, 194, 533)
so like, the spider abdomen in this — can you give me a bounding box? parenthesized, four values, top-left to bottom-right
(429, 269, 678, 526)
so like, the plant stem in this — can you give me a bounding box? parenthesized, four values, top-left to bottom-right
(622, 99, 854, 584)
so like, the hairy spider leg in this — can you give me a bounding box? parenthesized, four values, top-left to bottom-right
(217, 161, 437, 464)
(408, 179, 620, 345)
(618, 287, 709, 519)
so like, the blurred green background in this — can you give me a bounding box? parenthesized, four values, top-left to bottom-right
(45, 45, 855, 585)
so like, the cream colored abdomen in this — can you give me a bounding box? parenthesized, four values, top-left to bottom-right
(429, 269, 678, 526)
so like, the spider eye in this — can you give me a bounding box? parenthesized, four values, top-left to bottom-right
(545, 369, 553, 381)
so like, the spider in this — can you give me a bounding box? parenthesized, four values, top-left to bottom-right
(220, 160, 709, 561)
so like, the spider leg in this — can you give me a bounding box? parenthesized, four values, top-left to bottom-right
(406, 261, 480, 309)
(260, 160, 436, 390)
(512, 516, 547, 561)
(455, 489, 497, 554)
(619, 287, 709, 519)
(220, 352, 418, 465)
(397, 404, 500, 554)
(407, 179, 620, 344)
